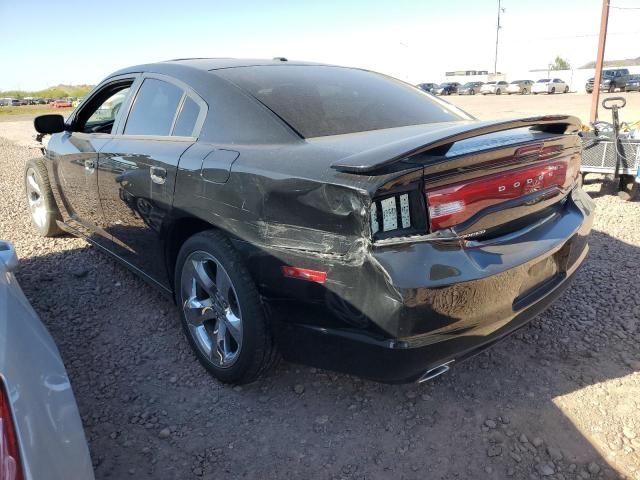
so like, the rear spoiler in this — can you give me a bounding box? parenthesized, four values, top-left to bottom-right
(331, 115, 582, 174)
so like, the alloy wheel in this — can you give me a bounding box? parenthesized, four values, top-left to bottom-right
(26, 168, 47, 229)
(180, 251, 243, 368)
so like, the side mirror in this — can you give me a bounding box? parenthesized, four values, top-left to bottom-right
(0, 240, 18, 272)
(34, 114, 65, 135)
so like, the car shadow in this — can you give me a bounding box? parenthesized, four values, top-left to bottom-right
(582, 174, 629, 200)
(13, 226, 639, 479)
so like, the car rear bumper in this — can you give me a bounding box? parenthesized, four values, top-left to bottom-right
(272, 187, 595, 383)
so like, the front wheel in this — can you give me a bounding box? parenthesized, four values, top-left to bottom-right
(564, 86, 569, 93)
(522, 88, 529, 95)
(496, 89, 502, 95)
(550, 87, 556, 94)
(175, 230, 277, 384)
(24, 157, 63, 237)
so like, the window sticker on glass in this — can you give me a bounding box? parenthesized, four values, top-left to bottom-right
(400, 194, 411, 229)
(381, 197, 398, 231)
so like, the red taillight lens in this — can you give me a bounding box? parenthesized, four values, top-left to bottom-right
(281, 266, 327, 284)
(0, 382, 23, 480)
(426, 155, 579, 232)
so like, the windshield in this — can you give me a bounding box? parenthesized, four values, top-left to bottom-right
(510, 80, 524, 84)
(217, 66, 467, 138)
(537, 79, 550, 83)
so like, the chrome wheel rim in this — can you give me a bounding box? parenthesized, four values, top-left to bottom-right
(180, 251, 243, 368)
(26, 168, 46, 228)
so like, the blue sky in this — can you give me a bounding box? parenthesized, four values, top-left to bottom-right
(1, 0, 639, 90)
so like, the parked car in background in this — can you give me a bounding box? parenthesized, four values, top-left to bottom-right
(417, 82, 438, 93)
(585, 68, 629, 93)
(29, 58, 594, 385)
(8, 99, 25, 106)
(0, 240, 95, 480)
(51, 99, 73, 108)
(434, 82, 460, 95)
(35, 98, 48, 105)
(532, 78, 569, 94)
(480, 80, 509, 95)
(457, 81, 484, 95)
(624, 74, 640, 92)
(506, 80, 534, 95)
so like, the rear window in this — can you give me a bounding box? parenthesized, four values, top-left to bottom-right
(216, 66, 465, 138)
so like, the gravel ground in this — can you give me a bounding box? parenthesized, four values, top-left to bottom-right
(0, 135, 639, 480)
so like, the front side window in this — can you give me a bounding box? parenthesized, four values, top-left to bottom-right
(217, 66, 466, 138)
(85, 89, 130, 133)
(125, 78, 183, 136)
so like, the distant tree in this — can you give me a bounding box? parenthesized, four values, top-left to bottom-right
(550, 56, 571, 71)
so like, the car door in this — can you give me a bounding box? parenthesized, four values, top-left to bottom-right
(97, 74, 207, 290)
(46, 75, 138, 243)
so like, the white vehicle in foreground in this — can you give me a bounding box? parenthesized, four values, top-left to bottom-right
(532, 78, 569, 94)
(0, 240, 94, 480)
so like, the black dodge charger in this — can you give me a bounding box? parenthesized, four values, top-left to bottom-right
(28, 58, 595, 384)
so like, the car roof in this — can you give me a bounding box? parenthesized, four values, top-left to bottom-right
(124, 57, 329, 72)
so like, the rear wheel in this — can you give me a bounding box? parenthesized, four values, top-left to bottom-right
(24, 157, 63, 237)
(564, 86, 569, 93)
(496, 89, 502, 95)
(550, 87, 556, 94)
(175, 230, 277, 384)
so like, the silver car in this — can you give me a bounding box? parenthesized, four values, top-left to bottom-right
(480, 80, 509, 95)
(0, 240, 94, 480)
(506, 80, 534, 95)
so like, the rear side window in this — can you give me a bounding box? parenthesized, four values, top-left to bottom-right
(216, 66, 466, 138)
(173, 96, 200, 137)
(125, 78, 183, 136)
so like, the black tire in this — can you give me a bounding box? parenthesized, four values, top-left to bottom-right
(564, 86, 569, 93)
(533, 92, 538, 95)
(496, 89, 502, 95)
(24, 157, 63, 237)
(174, 230, 277, 384)
(618, 175, 639, 201)
(550, 87, 556, 94)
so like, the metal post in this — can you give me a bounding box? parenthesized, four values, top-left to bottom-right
(494, 0, 502, 74)
(590, 0, 610, 123)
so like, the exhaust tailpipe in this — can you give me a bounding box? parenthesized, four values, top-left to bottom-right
(418, 360, 454, 383)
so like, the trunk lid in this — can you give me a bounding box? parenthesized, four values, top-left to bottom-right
(355, 117, 582, 242)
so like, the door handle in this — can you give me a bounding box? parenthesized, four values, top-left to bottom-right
(84, 159, 95, 171)
(150, 166, 167, 185)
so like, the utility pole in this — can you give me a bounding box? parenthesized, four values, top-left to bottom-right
(590, 0, 610, 123)
(494, 0, 502, 74)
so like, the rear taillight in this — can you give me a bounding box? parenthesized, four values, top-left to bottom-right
(425, 155, 580, 232)
(0, 381, 22, 480)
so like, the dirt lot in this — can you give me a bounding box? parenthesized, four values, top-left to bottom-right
(0, 111, 639, 479)
(449, 92, 640, 125)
